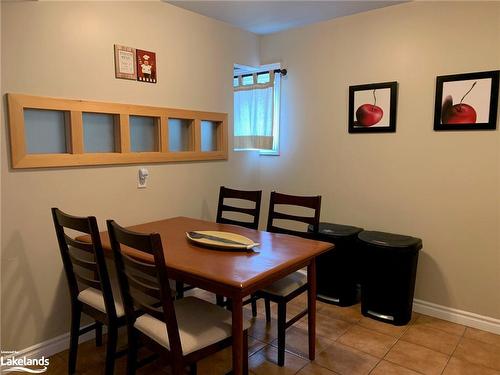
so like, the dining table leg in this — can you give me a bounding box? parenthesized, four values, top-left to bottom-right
(307, 259, 317, 360)
(231, 296, 245, 375)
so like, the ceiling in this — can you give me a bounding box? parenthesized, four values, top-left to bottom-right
(166, 1, 406, 35)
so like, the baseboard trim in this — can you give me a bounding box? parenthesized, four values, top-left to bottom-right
(413, 299, 500, 335)
(4, 324, 97, 361)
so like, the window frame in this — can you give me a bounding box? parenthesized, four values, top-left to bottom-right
(233, 63, 282, 156)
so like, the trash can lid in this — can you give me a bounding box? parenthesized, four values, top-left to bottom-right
(308, 222, 363, 237)
(358, 231, 422, 251)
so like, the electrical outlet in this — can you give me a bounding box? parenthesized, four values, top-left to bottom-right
(138, 167, 149, 189)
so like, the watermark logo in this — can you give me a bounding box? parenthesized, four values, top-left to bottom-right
(1, 351, 49, 373)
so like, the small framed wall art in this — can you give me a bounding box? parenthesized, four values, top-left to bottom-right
(349, 81, 398, 133)
(136, 49, 157, 83)
(114, 44, 137, 80)
(434, 70, 499, 131)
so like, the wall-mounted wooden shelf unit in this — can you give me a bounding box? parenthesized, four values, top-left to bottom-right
(7, 93, 228, 169)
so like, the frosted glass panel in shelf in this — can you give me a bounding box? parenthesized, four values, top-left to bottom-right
(201, 121, 218, 152)
(24, 109, 68, 154)
(130, 115, 157, 152)
(83, 113, 116, 153)
(168, 119, 192, 152)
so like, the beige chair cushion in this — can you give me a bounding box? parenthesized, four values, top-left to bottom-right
(78, 287, 125, 317)
(261, 269, 307, 297)
(134, 296, 252, 355)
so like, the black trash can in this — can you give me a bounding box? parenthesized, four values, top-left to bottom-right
(308, 222, 363, 306)
(358, 231, 423, 325)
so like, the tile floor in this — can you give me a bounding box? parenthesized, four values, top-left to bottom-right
(42, 289, 500, 375)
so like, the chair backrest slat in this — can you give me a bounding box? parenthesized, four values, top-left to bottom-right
(217, 217, 254, 229)
(65, 234, 94, 253)
(107, 220, 184, 359)
(122, 253, 158, 277)
(75, 273, 103, 290)
(267, 226, 317, 239)
(55, 212, 93, 233)
(52, 207, 118, 318)
(220, 204, 257, 216)
(216, 186, 262, 230)
(271, 211, 317, 226)
(270, 192, 321, 209)
(267, 192, 321, 239)
(125, 270, 161, 300)
(68, 251, 98, 272)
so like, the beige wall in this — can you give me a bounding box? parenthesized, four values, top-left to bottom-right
(259, 2, 500, 319)
(1, 1, 260, 350)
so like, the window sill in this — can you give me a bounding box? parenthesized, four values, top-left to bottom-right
(233, 148, 279, 156)
(259, 150, 279, 156)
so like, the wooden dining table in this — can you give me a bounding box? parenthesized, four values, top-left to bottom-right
(79, 216, 333, 375)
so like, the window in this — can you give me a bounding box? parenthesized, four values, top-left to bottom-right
(233, 66, 281, 155)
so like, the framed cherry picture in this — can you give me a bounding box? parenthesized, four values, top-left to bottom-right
(434, 70, 499, 131)
(348, 81, 398, 133)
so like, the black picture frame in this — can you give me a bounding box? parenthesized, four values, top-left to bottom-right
(349, 81, 398, 134)
(434, 70, 499, 131)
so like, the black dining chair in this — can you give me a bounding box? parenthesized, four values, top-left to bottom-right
(176, 186, 263, 310)
(256, 192, 321, 366)
(216, 186, 262, 230)
(52, 208, 126, 375)
(107, 219, 251, 375)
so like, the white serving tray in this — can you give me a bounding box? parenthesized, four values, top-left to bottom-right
(186, 231, 259, 251)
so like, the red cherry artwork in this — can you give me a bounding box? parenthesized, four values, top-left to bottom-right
(442, 81, 477, 124)
(355, 89, 383, 126)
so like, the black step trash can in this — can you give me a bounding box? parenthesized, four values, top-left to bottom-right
(358, 231, 423, 325)
(308, 222, 363, 306)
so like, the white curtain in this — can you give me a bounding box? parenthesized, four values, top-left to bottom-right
(234, 71, 275, 150)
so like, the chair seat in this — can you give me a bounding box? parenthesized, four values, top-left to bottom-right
(134, 296, 252, 355)
(78, 288, 125, 317)
(261, 270, 307, 297)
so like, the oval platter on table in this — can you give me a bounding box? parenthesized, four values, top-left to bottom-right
(186, 231, 259, 251)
